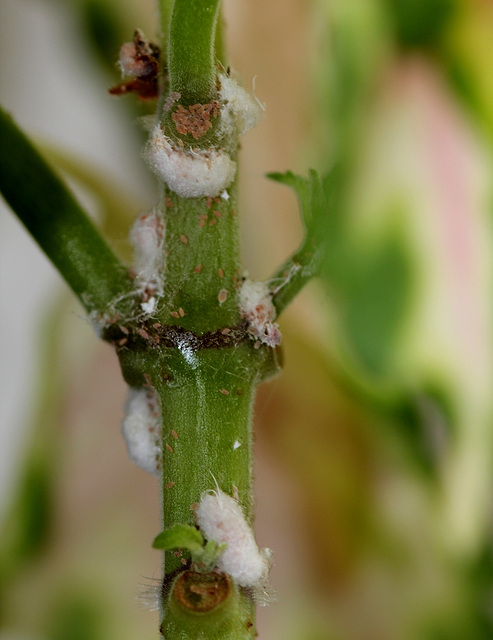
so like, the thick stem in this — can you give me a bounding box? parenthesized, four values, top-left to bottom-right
(155, 183, 240, 333)
(153, 345, 260, 639)
(155, 346, 257, 563)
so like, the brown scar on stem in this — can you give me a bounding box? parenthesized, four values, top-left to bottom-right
(193, 264, 203, 273)
(166, 444, 174, 453)
(171, 311, 180, 318)
(166, 482, 175, 490)
(218, 268, 224, 278)
(180, 235, 188, 244)
(220, 388, 230, 396)
(171, 102, 220, 139)
(178, 307, 186, 317)
(171, 429, 178, 439)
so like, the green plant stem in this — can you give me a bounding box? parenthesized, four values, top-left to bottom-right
(0, 107, 134, 317)
(167, 0, 222, 104)
(155, 346, 257, 565)
(271, 238, 323, 315)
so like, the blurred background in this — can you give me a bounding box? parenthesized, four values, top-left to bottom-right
(1, 0, 493, 638)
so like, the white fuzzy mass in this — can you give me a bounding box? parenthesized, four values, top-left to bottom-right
(218, 74, 262, 136)
(239, 279, 282, 347)
(122, 387, 161, 476)
(196, 489, 269, 588)
(130, 211, 165, 297)
(145, 126, 237, 198)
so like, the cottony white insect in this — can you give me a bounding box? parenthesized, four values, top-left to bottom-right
(130, 211, 165, 298)
(218, 73, 262, 136)
(196, 489, 270, 588)
(239, 279, 282, 347)
(122, 387, 161, 476)
(145, 125, 236, 198)
(140, 296, 157, 314)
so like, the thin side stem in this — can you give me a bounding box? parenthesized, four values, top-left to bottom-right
(271, 238, 324, 315)
(0, 107, 134, 317)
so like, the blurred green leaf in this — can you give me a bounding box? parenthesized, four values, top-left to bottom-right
(47, 590, 105, 640)
(336, 231, 412, 376)
(383, 0, 457, 50)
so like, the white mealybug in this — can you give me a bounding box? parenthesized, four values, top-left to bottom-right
(239, 279, 282, 347)
(122, 387, 161, 476)
(144, 125, 237, 198)
(196, 489, 270, 589)
(130, 210, 165, 302)
(218, 73, 262, 137)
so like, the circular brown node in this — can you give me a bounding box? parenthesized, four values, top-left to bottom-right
(173, 571, 230, 613)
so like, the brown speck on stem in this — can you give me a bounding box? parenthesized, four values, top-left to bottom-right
(178, 307, 186, 317)
(209, 219, 217, 226)
(171, 429, 178, 439)
(171, 311, 179, 318)
(166, 481, 175, 490)
(180, 558, 188, 565)
(213, 210, 222, 218)
(165, 197, 173, 207)
(221, 328, 230, 335)
(218, 289, 228, 304)
(194, 264, 203, 273)
(220, 388, 230, 396)
(118, 338, 128, 346)
(235, 388, 243, 396)
(166, 444, 174, 453)
(218, 268, 224, 278)
(180, 234, 188, 244)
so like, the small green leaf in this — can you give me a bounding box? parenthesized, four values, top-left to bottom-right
(152, 524, 204, 552)
(200, 540, 227, 568)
